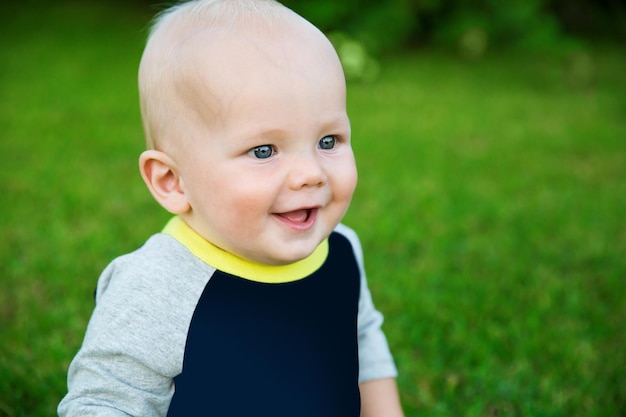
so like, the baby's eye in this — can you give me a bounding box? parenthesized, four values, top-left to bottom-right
(249, 145, 275, 159)
(318, 135, 336, 150)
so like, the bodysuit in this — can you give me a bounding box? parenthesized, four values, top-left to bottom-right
(58, 217, 397, 416)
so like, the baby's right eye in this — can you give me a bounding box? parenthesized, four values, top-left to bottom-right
(248, 145, 275, 159)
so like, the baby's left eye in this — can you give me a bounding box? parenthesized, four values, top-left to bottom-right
(318, 135, 336, 150)
(249, 145, 275, 159)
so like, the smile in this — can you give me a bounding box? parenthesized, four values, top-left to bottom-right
(273, 208, 318, 231)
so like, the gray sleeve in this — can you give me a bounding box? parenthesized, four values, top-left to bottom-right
(334, 224, 398, 383)
(58, 235, 213, 417)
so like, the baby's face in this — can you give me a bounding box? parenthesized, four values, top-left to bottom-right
(173, 23, 357, 265)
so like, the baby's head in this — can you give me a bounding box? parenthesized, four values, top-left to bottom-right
(138, 0, 357, 266)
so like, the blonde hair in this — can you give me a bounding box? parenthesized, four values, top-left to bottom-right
(138, 0, 295, 151)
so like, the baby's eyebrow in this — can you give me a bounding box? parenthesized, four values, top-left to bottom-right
(232, 127, 287, 145)
(250, 127, 285, 138)
(235, 113, 350, 142)
(319, 114, 351, 132)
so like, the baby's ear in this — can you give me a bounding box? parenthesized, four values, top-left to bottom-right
(139, 150, 190, 214)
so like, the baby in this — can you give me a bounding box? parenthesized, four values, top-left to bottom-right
(58, 0, 403, 415)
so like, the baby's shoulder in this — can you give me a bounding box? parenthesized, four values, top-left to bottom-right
(95, 233, 213, 305)
(333, 223, 363, 259)
(333, 222, 359, 242)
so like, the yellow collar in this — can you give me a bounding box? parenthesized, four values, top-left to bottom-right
(162, 217, 329, 284)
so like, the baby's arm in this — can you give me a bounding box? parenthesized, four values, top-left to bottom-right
(335, 224, 404, 414)
(58, 260, 181, 416)
(58, 240, 207, 416)
(360, 377, 404, 417)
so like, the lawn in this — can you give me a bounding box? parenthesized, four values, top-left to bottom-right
(1, 2, 625, 416)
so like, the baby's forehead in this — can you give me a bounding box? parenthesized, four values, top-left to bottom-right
(139, 0, 343, 151)
(157, 6, 335, 93)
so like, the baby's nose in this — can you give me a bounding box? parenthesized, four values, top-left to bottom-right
(287, 154, 327, 190)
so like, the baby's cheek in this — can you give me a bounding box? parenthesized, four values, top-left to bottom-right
(340, 163, 358, 199)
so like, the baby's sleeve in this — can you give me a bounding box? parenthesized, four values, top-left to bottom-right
(334, 224, 399, 383)
(58, 237, 206, 417)
(58, 258, 179, 416)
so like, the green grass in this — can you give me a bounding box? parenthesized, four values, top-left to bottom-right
(1, 2, 625, 416)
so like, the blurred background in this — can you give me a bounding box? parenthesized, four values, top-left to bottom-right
(1, 0, 625, 416)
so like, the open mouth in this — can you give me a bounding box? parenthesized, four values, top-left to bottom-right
(274, 208, 318, 230)
(277, 208, 312, 223)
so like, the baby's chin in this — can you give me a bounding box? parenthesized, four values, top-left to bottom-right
(258, 236, 328, 267)
(256, 246, 320, 266)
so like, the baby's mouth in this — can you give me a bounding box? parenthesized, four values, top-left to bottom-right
(273, 208, 319, 231)
(276, 208, 312, 223)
